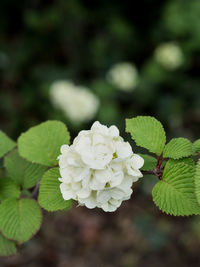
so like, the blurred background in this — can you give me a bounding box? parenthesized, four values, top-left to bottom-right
(1, 0, 200, 266)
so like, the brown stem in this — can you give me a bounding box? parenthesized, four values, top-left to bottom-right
(158, 157, 165, 168)
(142, 154, 166, 180)
(156, 155, 161, 168)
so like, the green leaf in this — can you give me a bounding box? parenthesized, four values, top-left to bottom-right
(21, 189, 32, 197)
(152, 162, 200, 216)
(163, 138, 192, 159)
(193, 139, 200, 154)
(38, 168, 73, 212)
(126, 116, 166, 155)
(0, 234, 17, 256)
(0, 178, 20, 201)
(5, 150, 47, 189)
(0, 198, 42, 243)
(0, 130, 16, 158)
(195, 159, 200, 205)
(138, 154, 157, 171)
(18, 120, 70, 167)
(164, 158, 195, 169)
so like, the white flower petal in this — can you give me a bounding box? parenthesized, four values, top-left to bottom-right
(130, 154, 144, 169)
(108, 125, 119, 137)
(92, 133, 105, 145)
(71, 182, 81, 191)
(115, 141, 132, 160)
(59, 168, 72, 183)
(110, 188, 125, 200)
(76, 189, 91, 199)
(122, 188, 133, 200)
(96, 190, 111, 203)
(109, 198, 121, 207)
(110, 171, 124, 187)
(95, 169, 111, 183)
(127, 168, 143, 178)
(81, 175, 90, 188)
(58, 154, 69, 168)
(89, 177, 105, 190)
(91, 121, 109, 135)
(101, 202, 118, 212)
(60, 144, 69, 154)
(60, 183, 75, 200)
(118, 175, 133, 192)
(73, 167, 90, 182)
(83, 196, 97, 209)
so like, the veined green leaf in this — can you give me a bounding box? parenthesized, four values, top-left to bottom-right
(194, 159, 200, 206)
(0, 234, 17, 256)
(164, 158, 195, 170)
(0, 198, 42, 243)
(163, 137, 192, 159)
(193, 139, 200, 154)
(5, 150, 47, 189)
(152, 162, 200, 216)
(0, 130, 16, 158)
(38, 168, 73, 212)
(126, 116, 166, 156)
(18, 120, 70, 167)
(0, 178, 20, 201)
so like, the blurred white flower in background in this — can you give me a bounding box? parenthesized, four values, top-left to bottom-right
(49, 80, 99, 124)
(106, 62, 138, 91)
(58, 121, 144, 212)
(154, 42, 184, 70)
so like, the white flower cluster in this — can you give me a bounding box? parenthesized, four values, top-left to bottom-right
(58, 121, 144, 212)
(106, 62, 138, 91)
(154, 42, 184, 70)
(49, 80, 99, 124)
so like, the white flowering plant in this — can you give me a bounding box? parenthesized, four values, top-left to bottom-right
(154, 42, 184, 70)
(0, 116, 200, 256)
(106, 62, 138, 91)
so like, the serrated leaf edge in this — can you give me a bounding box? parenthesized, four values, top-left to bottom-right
(126, 116, 166, 156)
(152, 162, 200, 216)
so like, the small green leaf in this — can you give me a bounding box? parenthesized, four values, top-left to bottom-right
(0, 178, 20, 201)
(38, 168, 73, 212)
(195, 159, 200, 205)
(126, 116, 166, 155)
(138, 154, 157, 171)
(18, 120, 70, 167)
(193, 139, 200, 154)
(0, 234, 17, 256)
(163, 138, 192, 159)
(0, 130, 16, 158)
(0, 198, 42, 243)
(152, 162, 200, 216)
(5, 150, 47, 189)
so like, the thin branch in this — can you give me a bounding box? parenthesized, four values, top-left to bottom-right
(31, 182, 40, 199)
